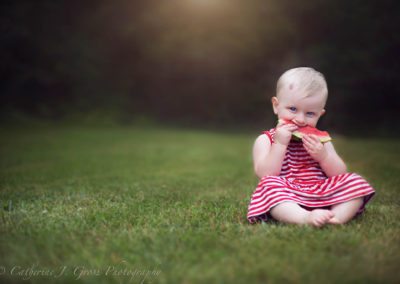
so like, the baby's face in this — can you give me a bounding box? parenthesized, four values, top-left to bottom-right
(272, 90, 326, 127)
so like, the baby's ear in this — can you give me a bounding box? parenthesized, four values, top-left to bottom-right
(320, 109, 326, 116)
(271, 97, 279, 114)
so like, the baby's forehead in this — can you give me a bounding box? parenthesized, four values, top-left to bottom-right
(279, 90, 326, 108)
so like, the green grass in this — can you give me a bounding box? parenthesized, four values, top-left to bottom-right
(0, 125, 399, 283)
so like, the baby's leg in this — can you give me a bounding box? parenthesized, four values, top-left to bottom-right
(328, 197, 363, 224)
(270, 202, 335, 227)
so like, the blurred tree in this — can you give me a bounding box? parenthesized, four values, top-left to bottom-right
(0, 0, 399, 134)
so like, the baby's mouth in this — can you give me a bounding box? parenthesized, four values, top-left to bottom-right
(291, 120, 307, 127)
(279, 119, 307, 128)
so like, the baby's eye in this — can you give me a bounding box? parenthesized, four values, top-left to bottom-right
(288, 107, 297, 112)
(306, 112, 315, 117)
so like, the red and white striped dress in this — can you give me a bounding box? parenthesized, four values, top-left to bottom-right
(247, 128, 375, 223)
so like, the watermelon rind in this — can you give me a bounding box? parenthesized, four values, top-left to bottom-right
(277, 119, 332, 143)
(292, 131, 332, 143)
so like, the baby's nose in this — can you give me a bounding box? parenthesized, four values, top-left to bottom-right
(294, 115, 306, 126)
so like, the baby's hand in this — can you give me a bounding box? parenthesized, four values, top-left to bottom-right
(274, 121, 298, 146)
(302, 134, 328, 162)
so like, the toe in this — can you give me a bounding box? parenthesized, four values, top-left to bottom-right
(314, 218, 324, 227)
(328, 217, 342, 224)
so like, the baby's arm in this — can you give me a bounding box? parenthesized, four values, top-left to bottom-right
(254, 123, 298, 178)
(303, 134, 347, 177)
(318, 141, 347, 177)
(252, 135, 287, 178)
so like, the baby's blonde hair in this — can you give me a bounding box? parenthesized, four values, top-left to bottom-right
(276, 67, 328, 101)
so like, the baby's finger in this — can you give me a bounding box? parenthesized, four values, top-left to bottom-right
(278, 124, 297, 132)
(303, 137, 316, 150)
(277, 119, 293, 127)
(285, 124, 299, 132)
(303, 142, 313, 153)
(302, 137, 312, 147)
(309, 134, 321, 144)
(307, 134, 319, 142)
(303, 135, 315, 144)
(276, 120, 286, 127)
(276, 122, 288, 129)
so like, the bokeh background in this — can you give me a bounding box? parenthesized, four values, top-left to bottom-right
(1, 0, 399, 135)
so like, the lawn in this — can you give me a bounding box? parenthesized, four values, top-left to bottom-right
(0, 124, 399, 283)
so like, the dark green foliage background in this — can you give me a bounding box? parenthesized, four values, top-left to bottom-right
(1, 0, 399, 134)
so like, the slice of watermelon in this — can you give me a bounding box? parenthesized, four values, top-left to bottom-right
(278, 119, 332, 143)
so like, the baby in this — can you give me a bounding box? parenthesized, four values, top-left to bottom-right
(247, 67, 375, 227)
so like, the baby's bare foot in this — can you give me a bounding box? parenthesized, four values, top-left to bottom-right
(306, 209, 335, 227)
(327, 217, 342, 225)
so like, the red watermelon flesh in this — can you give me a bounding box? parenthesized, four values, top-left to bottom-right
(278, 119, 332, 143)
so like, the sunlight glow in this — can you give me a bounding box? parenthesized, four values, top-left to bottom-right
(187, 0, 228, 10)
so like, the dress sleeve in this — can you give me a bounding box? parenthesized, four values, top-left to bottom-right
(262, 129, 275, 144)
